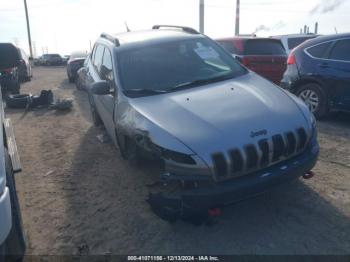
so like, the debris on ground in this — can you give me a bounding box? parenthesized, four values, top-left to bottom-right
(49, 98, 73, 111)
(6, 90, 53, 109)
(96, 133, 111, 143)
(5, 90, 73, 111)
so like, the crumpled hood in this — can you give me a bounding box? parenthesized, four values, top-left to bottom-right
(130, 72, 310, 164)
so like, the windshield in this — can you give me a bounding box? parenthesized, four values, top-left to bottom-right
(117, 38, 246, 95)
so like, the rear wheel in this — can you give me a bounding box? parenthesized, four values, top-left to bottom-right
(296, 83, 328, 119)
(0, 149, 26, 261)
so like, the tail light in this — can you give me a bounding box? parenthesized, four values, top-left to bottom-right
(287, 53, 296, 65)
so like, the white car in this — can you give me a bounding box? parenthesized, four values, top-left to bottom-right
(271, 34, 319, 54)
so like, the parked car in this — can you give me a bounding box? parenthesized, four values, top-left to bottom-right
(281, 33, 350, 119)
(87, 26, 319, 221)
(0, 42, 26, 261)
(62, 55, 70, 65)
(17, 48, 32, 82)
(0, 43, 21, 95)
(216, 37, 287, 84)
(75, 55, 90, 90)
(66, 51, 87, 83)
(33, 57, 41, 66)
(40, 54, 63, 66)
(271, 34, 319, 54)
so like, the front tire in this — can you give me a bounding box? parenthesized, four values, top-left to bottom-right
(296, 83, 328, 119)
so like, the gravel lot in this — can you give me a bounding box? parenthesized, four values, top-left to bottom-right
(5, 67, 350, 255)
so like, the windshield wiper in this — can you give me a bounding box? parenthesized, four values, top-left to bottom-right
(170, 73, 235, 91)
(123, 88, 167, 96)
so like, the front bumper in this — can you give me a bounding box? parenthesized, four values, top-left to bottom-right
(0, 187, 12, 245)
(148, 140, 319, 221)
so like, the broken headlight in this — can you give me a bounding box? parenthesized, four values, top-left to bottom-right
(161, 148, 196, 165)
(134, 134, 196, 165)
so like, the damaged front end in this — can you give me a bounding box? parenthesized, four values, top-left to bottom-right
(129, 129, 215, 223)
(147, 172, 214, 223)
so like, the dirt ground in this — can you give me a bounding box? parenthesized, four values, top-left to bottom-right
(5, 67, 350, 255)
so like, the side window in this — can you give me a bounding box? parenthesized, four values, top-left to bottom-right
(101, 48, 115, 93)
(101, 48, 113, 81)
(329, 39, 350, 61)
(93, 45, 104, 73)
(306, 42, 332, 59)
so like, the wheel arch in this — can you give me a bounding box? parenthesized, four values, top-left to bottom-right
(292, 77, 329, 97)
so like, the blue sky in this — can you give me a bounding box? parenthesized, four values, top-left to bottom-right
(0, 0, 349, 56)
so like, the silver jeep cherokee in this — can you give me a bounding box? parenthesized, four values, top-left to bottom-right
(87, 25, 319, 221)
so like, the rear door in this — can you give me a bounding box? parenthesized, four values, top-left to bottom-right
(326, 39, 350, 110)
(243, 39, 287, 84)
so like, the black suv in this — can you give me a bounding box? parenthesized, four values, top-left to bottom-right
(0, 43, 21, 95)
(281, 33, 350, 118)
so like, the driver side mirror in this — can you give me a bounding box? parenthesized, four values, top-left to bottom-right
(91, 80, 110, 95)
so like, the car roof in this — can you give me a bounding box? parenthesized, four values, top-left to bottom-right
(97, 29, 205, 50)
(298, 32, 350, 48)
(271, 34, 317, 39)
(216, 37, 281, 42)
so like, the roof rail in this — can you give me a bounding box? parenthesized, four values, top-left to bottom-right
(100, 33, 120, 46)
(152, 25, 199, 34)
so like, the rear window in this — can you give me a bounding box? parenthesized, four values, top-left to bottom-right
(0, 43, 21, 69)
(306, 42, 332, 59)
(217, 41, 240, 55)
(329, 39, 350, 61)
(244, 40, 286, 56)
(287, 37, 315, 50)
(49, 54, 61, 58)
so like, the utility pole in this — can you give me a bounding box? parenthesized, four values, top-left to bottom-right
(23, 0, 33, 58)
(314, 22, 318, 34)
(199, 0, 204, 34)
(235, 0, 240, 36)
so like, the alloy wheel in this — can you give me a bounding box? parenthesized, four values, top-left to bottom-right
(299, 89, 319, 113)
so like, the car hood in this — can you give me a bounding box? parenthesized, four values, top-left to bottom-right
(130, 72, 310, 164)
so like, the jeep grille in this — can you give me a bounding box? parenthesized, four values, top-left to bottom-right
(211, 127, 309, 180)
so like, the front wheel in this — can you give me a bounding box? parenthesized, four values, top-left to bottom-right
(296, 83, 328, 119)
